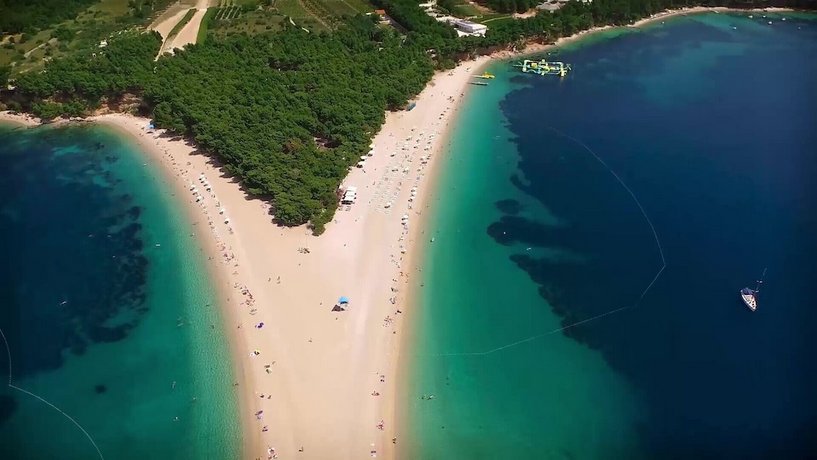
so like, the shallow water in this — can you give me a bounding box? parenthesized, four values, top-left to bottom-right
(407, 12, 817, 459)
(0, 124, 240, 459)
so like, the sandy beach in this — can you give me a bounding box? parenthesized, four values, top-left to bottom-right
(0, 6, 795, 458)
(3, 52, 492, 459)
(99, 56, 490, 459)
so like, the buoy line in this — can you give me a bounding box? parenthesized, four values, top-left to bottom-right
(0, 326, 105, 460)
(434, 126, 666, 357)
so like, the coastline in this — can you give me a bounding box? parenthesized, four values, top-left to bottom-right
(95, 115, 262, 458)
(0, 6, 801, 458)
(397, 10, 817, 458)
(393, 4, 801, 458)
(485, 5, 797, 61)
(2, 53, 491, 458)
(0, 110, 259, 458)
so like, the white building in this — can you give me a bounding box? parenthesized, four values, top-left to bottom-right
(452, 19, 488, 37)
(422, 1, 488, 37)
(536, 2, 563, 11)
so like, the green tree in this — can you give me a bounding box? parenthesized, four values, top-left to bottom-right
(0, 65, 11, 87)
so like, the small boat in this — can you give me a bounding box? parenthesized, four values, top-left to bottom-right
(740, 268, 767, 312)
(475, 72, 495, 79)
(469, 81, 489, 86)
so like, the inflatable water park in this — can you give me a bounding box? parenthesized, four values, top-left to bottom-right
(513, 59, 571, 77)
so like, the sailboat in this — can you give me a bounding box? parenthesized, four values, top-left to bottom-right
(740, 268, 767, 312)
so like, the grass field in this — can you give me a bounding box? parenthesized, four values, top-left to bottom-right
(432, 0, 502, 21)
(1, 0, 176, 75)
(167, 0, 373, 40)
(478, 13, 513, 23)
(275, 0, 325, 29)
(197, 7, 219, 43)
(454, 3, 482, 17)
(340, 0, 373, 13)
(205, 0, 370, 35)
(205, 0, 295, 35)
(317, 0, 361, 17)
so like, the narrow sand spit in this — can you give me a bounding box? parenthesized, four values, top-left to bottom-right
(1, 7, 783, 458)
(89, 57, 490, 459)
(2, 54, 495, 459)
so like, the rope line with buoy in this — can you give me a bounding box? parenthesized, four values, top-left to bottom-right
(0, 327, 105, 459)
(434, 126, 666, 357)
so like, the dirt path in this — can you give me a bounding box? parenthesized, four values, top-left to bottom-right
(159, 0, 214, 55)
(150, 5, 190, 39)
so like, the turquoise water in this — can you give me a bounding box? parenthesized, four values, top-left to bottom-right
(0, 124, 240, 458)
(407, 12, 817, 459)
(405, 57, 645, 460)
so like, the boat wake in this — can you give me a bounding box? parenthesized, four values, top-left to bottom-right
(435, 126, 667, 357)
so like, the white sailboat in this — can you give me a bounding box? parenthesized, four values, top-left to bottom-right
(741, 268, 767, 312)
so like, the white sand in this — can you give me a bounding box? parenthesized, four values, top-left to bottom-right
(127, 57, 487, 459)
(2, 6, 785, 457)
(0, 50, 486, 458)
(3, 55, 491, 458)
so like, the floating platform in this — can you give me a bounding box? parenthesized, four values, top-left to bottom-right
(513, 59, 571, 77)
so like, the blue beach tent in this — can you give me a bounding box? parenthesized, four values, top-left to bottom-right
(338, 296, 350, 304)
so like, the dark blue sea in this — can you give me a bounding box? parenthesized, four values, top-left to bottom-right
(408, 12, 817, 459)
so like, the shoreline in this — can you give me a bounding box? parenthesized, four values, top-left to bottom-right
(392, 4, 802, 458)
(2, 52, 492, 458)
(96, 116, 262, 458)
(0, 111, 260, 458)
(0, 6, 802, 458)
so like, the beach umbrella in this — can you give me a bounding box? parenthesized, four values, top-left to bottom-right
(339, 296, 350, 304)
